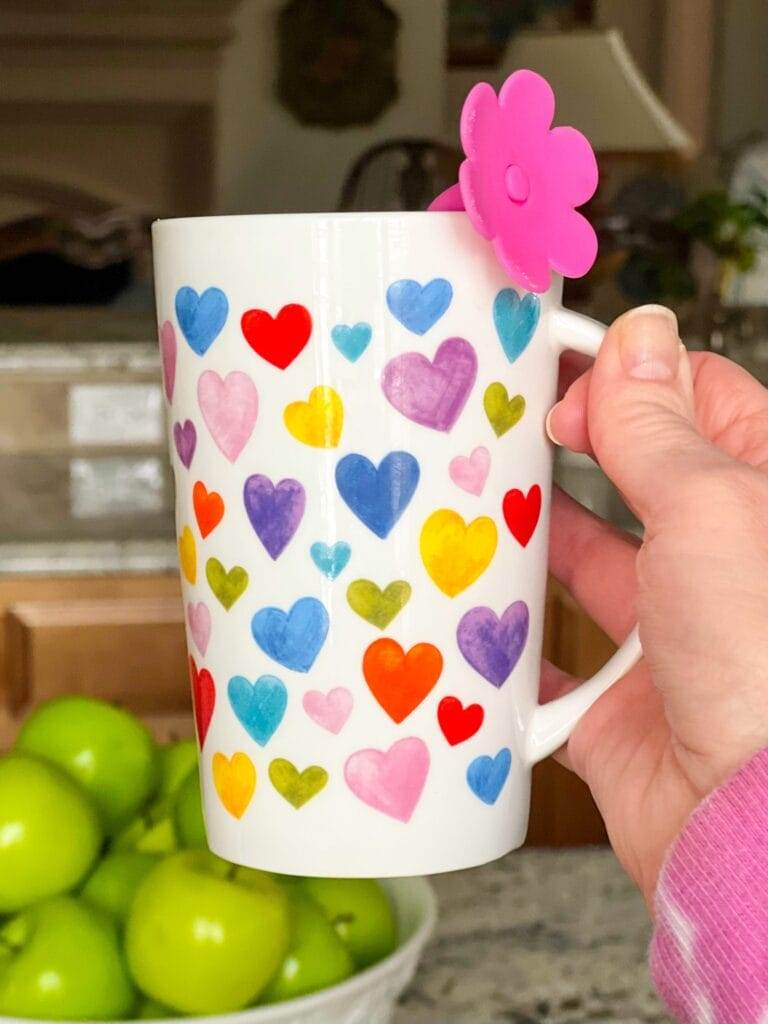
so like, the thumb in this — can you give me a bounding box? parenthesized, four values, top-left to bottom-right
(584, 305, 727, 526)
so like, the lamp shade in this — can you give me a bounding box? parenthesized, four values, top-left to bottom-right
(446, 29, 693, 154)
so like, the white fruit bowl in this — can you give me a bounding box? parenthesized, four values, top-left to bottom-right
(1, 877, 437, 1024)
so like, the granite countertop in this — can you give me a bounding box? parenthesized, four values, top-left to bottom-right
(397, 849, 668, 1024)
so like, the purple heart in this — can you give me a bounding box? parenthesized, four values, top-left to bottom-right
(457, 601, 529, 688)
(173, 420, 197, 469)
(244, 474, 306, 560)
(381, 336, 477, 432)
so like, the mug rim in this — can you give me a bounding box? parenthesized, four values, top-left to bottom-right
(153, 210, 465, 229)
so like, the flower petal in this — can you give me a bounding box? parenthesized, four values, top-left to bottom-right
(460, 82, 501, 162)
(459, 159, 495, 240)
(547, 127, 599, 207)
(499, 70, 555, 142)
(428, 183, 464, 211)
(493, 229, 551, 294)
(546, 208, 598, 279)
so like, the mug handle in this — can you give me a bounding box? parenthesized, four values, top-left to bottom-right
(525, 308, 643, 765)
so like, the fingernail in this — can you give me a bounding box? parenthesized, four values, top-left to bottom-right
(545, 407, 562, 445)
(620, 305, 680, 381)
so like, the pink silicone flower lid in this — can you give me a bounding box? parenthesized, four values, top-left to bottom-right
(430, 69, 599, 294)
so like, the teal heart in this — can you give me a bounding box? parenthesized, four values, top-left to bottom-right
(493, 289, 540, 364)
(310, 541, 351, 580)
(331, 322, 372, 363)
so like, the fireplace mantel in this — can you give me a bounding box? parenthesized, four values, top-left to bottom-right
(0, 1, 241, 217)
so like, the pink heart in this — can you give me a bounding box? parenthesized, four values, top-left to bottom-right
(187, 602, 211, 656)
(449, 446, 491, 496)
(303, 687, 353, 734)
(160, 320, 177, 402)
(197, 370, 258, 463)
(381, 337, 477, 432)
(344, 737, 430, 823)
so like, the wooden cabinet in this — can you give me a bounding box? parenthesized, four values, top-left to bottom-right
(0, 572, 613, 846)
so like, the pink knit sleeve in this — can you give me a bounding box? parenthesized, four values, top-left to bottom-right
(651, 747, 768, 1023)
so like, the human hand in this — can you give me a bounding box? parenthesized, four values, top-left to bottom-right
(545, 304, 768, 908)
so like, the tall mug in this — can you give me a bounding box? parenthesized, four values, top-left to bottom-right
(153, 211, 639, 877)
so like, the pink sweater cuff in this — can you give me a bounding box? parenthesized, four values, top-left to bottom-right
(650, 747, 768, 1024)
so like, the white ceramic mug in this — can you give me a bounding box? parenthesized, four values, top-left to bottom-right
(152, 211, 640, 877)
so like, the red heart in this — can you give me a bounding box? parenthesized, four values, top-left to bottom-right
(363, 638, 443, 724)
(502, 484, 542, 547)
(437, 696, 484, 745)
(241, 303, 312, 370)
(189, 656, 215, 747)
(193, 481, 224, 539)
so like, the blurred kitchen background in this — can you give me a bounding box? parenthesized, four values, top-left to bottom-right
(1, 0, 767, 843)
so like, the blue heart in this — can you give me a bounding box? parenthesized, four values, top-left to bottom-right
(310, 541, 351, 580)
(336, 451, 420, 539)
(331, 322, 372, 362)
(251, 596, 329, 673)
(227, 674, 287, 746)
(467, 748, 512, 805)
(175, 286, 229, 356)
(386, 278, 453, 335)
(493, 288, 540, 363)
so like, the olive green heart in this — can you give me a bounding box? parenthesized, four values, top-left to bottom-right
(268, 758, 328, 809)
(483, 383, 526, 438)
(205, 557, 249, 610)
(346, 579, 412, 630)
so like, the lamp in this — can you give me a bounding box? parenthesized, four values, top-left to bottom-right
(446, 29, 693, 154)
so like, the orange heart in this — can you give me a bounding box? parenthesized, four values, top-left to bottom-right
(193, 481, 225, 539)
(363, 638, 443, 724)
(212, 751, 256, 819)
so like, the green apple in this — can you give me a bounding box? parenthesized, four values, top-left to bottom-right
(261, 892, 354, 1004)
(0, 754, 102, 913)
(81, 851, 160, 921)
(299, 877, 397, 968)
(113, 814, 177, 854)
(15, 696, 160, 833)
(0, 896, 135, 1020)
(157, 740, 198, 800)
(137, 998, 174, 1019)
(125, 850, 290, 1014)
(172, 770, 207, 848)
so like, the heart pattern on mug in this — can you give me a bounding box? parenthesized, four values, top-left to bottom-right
(310, 541, 351, 580)
(437, 696, 484, 746)
(386, 278, 452, 335)
(241, 303, 312, 369)
(493, 288, 540, 363)
(346, 579, 411, 630)
(331, 322, 372, 362)
(467, 748, 512, 805)
(160, 320, 177, 401)
(227, 673, 287, 746)
(243, 474, 305, 560)
(198, 370, 258, 463)
(212, 751, 255, 818)
(176, 286, 229, 356)
(187, 602, 211, 656)
(420, 509, 497, 597)
(193, 481, 224, 538)
(178, 526, 196, 584)
(457, 601, 530, 688)
(251, 596, 329, 673)
(381, 337, 477, 432)
(269, 759, 328, 809)
(284, 385, 344, 448)
(449, 446, 490, 496)
(336, 452, 419, 539)
(189, 657, 215, 747)
(502, 485, 542, 547)
(173, 420, 197, 469)
(206, 558, 249, 610)
(363, 638, 443, 724)
(345, 737, 430, 823)
(302, 687, 353, 734)
(484, 383, 526, 438)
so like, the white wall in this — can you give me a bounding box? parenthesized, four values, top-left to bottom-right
(216, 0, 447, 214)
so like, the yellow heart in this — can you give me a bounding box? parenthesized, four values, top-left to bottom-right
(212, 751, 256, 819)
(178, 526, 196, 584)
(420, 509, 498, 597)
(284, 385, 343, 448)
